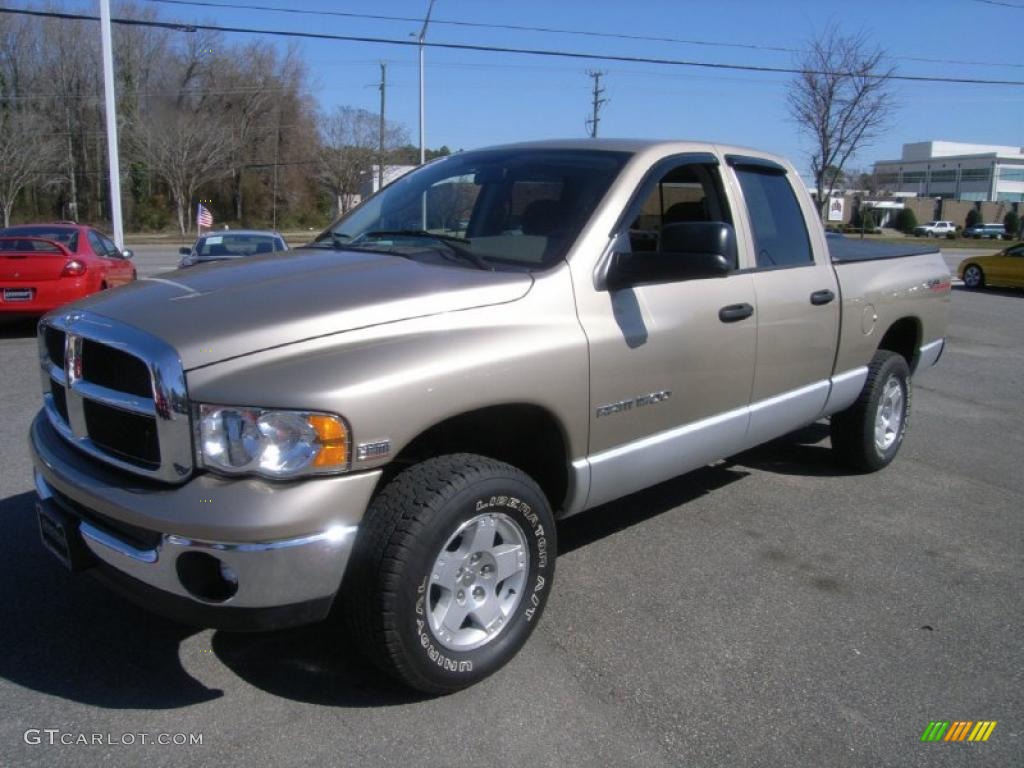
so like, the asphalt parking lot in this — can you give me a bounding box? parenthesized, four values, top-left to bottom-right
(0, 248, 1020, 767)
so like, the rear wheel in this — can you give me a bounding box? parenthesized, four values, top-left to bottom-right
(962, 264, 985, 289)
(831, 350, 911, 472)
(344, 454, 556, 694)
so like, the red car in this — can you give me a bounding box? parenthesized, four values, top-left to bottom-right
(0, 223, 136, 317)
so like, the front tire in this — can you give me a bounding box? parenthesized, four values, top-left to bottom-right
(831, 350, 911, 472)
(344, 454, 556, 694)
(962, 264, 985, 289)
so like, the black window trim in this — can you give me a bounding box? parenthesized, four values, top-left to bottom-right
(725, 154, 787, 174)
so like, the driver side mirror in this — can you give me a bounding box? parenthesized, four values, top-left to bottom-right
(121, 249, 133, 259)
(601, 221, 736, 291)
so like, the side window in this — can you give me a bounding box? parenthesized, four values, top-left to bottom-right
(99, 234, 121, 258)
(734, 167, 813, 268)
(87, 231, 107, 257)
(628, 162, 734, 265)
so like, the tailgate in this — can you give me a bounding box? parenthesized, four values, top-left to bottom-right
(0, 238, 71, 282)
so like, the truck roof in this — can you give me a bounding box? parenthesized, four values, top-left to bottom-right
(472, 138, 785, 163)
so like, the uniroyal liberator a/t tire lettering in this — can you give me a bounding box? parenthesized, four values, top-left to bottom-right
(343, 454, 556, 694)
(830, 349, 911, 472)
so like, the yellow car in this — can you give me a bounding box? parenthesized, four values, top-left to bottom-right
(958, 242, 1024, 289)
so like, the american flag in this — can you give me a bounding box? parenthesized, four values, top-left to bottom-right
(196, 203, 213, 230)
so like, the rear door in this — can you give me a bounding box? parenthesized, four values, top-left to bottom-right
(87, 230, 130, 286)
(97, 232, 134, 284)
(725, 156, 840, 445)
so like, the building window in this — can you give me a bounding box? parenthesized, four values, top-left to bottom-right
(876, 172, 898, 185)
(902, 171, 927, 183)
(930, 170, 957, 182)
(960, 168, 991, 182)
(998, 168, 1024, 182)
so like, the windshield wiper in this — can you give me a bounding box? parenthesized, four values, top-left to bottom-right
(361, 230, 492, 271)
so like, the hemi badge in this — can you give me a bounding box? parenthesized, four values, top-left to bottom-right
(356, 440, 391, 461)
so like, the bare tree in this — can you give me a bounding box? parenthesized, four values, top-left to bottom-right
(0, 109, 59, 226)
(128, 102, 235, 234)
(315, 106, 406, 216)
(788, 28, 895, 219)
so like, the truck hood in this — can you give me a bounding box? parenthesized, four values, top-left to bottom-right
(69, 247, 533, 369)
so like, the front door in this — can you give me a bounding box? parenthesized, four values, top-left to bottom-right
(578, 156, 758, 508)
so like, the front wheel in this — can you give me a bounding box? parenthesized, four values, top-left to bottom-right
(962, 264, 985, 289)
(344, 454, 556, 694)
(831, 350, 911, 472)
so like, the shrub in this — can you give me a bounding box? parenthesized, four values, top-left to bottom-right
(1004, 210, 1020, 238)
(965, 208, 982, 229)
(894, 208, 918, 233)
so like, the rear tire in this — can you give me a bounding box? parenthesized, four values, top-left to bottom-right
(962, 264, 985, 290)
(831, 350, 911, 472)
(344, 454, 556, 694)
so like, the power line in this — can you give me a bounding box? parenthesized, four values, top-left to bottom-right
(3, 7, 1024, 87)
(970, 0, 1024, 7)
(136, 0, 1024, 70)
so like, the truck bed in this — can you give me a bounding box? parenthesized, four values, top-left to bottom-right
(828, 236, 937, 263)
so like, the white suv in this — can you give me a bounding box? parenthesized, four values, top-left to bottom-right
(913, 221, 957, 237)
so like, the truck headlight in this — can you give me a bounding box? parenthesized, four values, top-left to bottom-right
(196, 405, 349, 478)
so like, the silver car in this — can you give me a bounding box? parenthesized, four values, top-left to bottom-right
(178, 230, 288, 268)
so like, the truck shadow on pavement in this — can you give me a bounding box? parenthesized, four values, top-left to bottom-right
(726, 422, 860, 478)
(0, 490, 423, 709)
(0, 491, 222, 710)
(0, 426, 846, 708)
(0, 318, 39, 339)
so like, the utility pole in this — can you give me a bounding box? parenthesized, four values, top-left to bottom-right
(585, 70, 607, 139)
(99, 0, 124, 248)
(378, 61, 387, 192)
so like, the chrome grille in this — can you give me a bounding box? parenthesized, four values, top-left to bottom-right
(38, 311, 193, 483)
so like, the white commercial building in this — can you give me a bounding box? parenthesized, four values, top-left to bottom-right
(873, 141, 1024, 203)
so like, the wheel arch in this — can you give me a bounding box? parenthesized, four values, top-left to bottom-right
(876, 316, 922, 371)
(378, 403, 572, 513)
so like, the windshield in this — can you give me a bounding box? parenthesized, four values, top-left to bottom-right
(196, 234, 282, 259)
(315, 148, 630, 270)
(0, 226, 79, 251)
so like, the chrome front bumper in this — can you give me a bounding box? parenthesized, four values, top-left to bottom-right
(29, 411, 382, 623)
(34, 470, 357, 609)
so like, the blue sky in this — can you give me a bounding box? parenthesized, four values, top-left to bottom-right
(70, 0, 1024, 174)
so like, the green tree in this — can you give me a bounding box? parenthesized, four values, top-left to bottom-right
(894, 207, 917, 234)
(965, 208, 982, 229)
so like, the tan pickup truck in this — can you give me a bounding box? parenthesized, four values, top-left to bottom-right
(29, 140, 950, 693)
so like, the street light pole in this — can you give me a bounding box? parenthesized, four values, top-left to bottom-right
(418, 0, 436, 166)
(99, 0, 124, 249)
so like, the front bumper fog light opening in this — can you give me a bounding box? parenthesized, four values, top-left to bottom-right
(176, 551, 239, 603)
